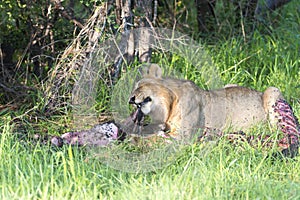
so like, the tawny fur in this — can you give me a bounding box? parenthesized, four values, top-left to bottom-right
(130, 64, 284, 140)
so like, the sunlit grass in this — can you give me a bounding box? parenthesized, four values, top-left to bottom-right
(2, 119, 300, 199)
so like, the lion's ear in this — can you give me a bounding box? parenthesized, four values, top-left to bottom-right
(141, 64, 162, 78)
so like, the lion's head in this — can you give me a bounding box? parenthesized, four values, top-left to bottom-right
(129, 64, 177, 125)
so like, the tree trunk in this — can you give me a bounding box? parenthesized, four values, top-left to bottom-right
(195, 0, 216, 32)
(114, 0, 154, 73)
(255, 0, 292, 15)
(135, 0, 153, 63)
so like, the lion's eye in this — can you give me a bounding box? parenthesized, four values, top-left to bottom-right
(129, 96, 135, 104)
(144, 96, 152, 103)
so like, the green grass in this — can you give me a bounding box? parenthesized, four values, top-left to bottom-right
(2, 122, 300, 199)
(1, 2, 300, 199)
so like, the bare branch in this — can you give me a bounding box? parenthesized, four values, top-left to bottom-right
(51, 0, 84, 29)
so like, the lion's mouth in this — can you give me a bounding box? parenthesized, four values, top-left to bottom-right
(129, 96, 152, 125)
(129, 96, 153, 129)
(131, 106, 144, 126)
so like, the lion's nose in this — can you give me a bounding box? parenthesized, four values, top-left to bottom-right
(129, 96, 135, 104)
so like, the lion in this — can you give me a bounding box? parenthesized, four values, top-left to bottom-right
(129, 64, 283, 141)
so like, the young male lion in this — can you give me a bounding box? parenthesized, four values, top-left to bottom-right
(129, 64, 283, 140)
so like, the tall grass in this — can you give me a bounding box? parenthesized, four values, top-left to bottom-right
(1, 1, 300, 199)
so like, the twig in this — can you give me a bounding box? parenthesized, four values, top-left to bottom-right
(153, 0, 158, 25)
(51, 0, 84, 28)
